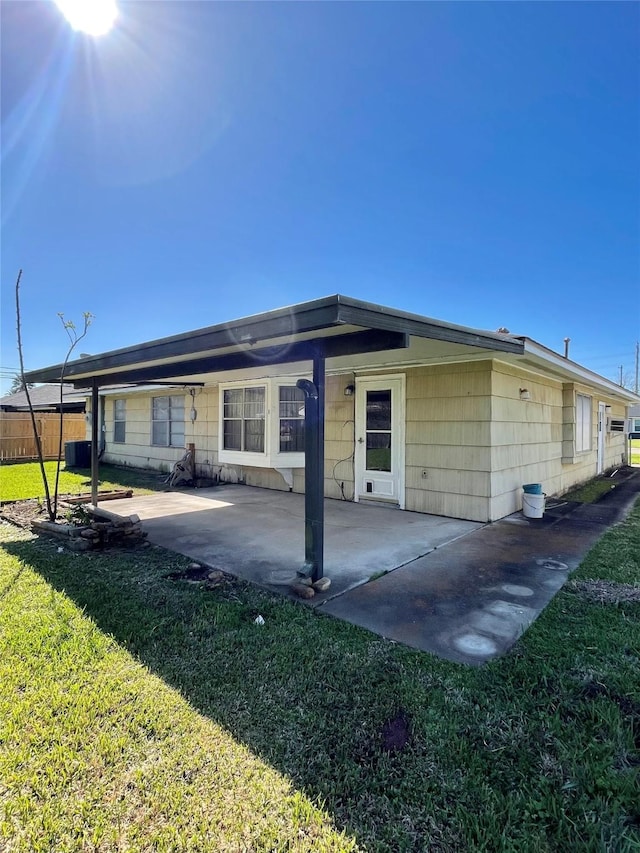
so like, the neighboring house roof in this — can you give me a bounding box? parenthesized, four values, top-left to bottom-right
(24, 294, 640, 404)
(0, 383, 86, 412)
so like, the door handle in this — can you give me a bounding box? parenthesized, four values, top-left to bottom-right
(358, 437, 364, 444)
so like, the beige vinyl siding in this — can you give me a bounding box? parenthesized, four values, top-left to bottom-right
(97, 362, 630, 524)
(405, 361, 492, 522)
(559, 383, 627, 491)
(488, 366, 629, 518)
(489, 364, 564, 518)
(324, 374, 355, 500)
(102, 393, 189, 472)
(100, 379, 351, 496)
(601, 405, 628, 470)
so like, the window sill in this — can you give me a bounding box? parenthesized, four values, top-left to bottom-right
(219, 449, 305, 469)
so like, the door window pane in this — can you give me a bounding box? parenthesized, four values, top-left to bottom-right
(366, 390, 391, 430)
(366, 433, 391, 472)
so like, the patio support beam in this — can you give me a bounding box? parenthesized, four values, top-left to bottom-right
(296, 350, 325, 582)
(90, 378, 99, 506)
(52, 330, 409, 389)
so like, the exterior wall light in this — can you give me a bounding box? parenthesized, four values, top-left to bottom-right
(519, 388, 531, 401)
(344, 384, 355, 397)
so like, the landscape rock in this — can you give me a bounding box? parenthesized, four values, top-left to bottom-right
(290, 582, 316, 600)
(312, 577, 331, 592)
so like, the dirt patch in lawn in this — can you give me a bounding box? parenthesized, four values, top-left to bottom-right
(1, 499, 53, 528)
(568, 578, 640, 605)
(1, 494, 131, 529)
(380, 711, 412, 753)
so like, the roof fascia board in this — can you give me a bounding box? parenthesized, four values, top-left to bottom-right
(25, 294, 525, 384)
(520, 338, 640, 402)
(68, 329, 409, 389)
(335, 299, 523, 354)
(25, 296, 343, 385)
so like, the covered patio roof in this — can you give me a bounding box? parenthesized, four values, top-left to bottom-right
(24, 294, 524, 388)
(24, 295, 526, 584)
(22, 295, 637, 581)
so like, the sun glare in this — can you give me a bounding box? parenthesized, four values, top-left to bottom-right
(54, 0, 118, 37)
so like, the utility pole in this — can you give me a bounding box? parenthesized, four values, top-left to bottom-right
(619, 365, 624, 386)
(635, 341, 639, 394)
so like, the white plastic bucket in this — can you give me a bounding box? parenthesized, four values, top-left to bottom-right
(523, 492, 545, 519)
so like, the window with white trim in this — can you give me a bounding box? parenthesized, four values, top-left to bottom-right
(113, 399, 126, 443)
(219, 379, 306, 468)
(223, 387, 266, 453)
(279, 386, 305, 452)
(152, 395, 185, 447)
(576, 394, 591, 452)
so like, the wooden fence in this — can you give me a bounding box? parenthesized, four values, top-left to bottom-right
(0, 413, 87, 462)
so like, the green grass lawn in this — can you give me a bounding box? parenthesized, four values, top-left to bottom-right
(561, 478, 619, 503)
(1, 493, 639, 849)
(0, 461, 164, 502)
(631, 439, 640, 467)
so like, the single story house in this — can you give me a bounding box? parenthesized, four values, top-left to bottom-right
(0, 383, 85, 413)
(25, 295, 639, 524)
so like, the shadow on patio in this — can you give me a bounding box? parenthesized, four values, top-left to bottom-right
(104, 484, 482, 602)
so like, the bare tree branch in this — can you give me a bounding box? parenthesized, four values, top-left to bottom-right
(15, 269, 53, 519)
(52, 311, 94, 518)
(15, 270, 94, 522)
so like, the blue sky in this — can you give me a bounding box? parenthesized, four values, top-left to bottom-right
(2, 0, 639, 393)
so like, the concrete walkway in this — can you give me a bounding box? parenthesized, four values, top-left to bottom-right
(323, 470, 640, 664)
(106, 471, 640, 666)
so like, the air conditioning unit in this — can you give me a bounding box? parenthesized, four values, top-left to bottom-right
(607, 418, 625, 433)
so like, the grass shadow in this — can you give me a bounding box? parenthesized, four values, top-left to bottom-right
(3, 520, 640, 851)
(70, 463, 171, 493)
(5, 534, 455, 849)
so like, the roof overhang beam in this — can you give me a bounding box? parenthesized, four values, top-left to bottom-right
(65, 329, 410, 389)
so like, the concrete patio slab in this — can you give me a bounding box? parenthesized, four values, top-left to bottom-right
(105, 484, 481, 601)
(105, 470, 640, 666)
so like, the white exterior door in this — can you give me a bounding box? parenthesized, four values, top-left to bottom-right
(354, 375, 405, 508)
(597, 402, 606, 474)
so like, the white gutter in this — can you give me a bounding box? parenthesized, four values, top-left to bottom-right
(520, 338, 640, 402)
(93, 384, 189, 397)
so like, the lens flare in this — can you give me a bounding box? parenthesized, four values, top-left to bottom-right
(53, 0, 118, 36)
